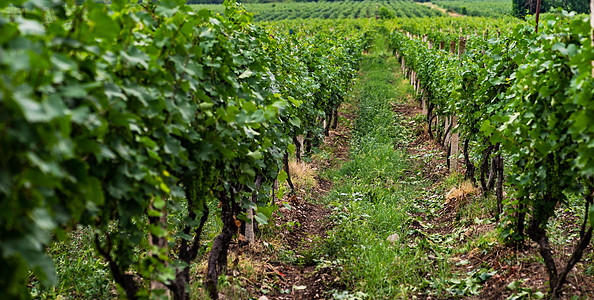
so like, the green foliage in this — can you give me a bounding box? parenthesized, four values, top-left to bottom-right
(0, 0, 368, 298)
(378, 7, 395, 19)
(437, 0, 589, 19)
(513, 0, 589, 18)
(499, 11, 592, 240)
(421, 268, 497, 296)
(30, 226, 116, 299)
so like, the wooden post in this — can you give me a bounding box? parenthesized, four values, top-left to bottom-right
(444, 115, 450, 147)
(449, 36, 467, 172)
(422, 38, 434, 115)
(535, 0, 542, 33)
(482, 30, 487, 65)
(439, 41, 445, 51)
(458, 36, 467, 57)
(449, 41, 456, 54)
(591, 0, 593, 77)
(451, 116, 459, 171)
(246, 209, 255, 242)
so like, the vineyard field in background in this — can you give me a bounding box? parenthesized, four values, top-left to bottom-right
(434, 0, 511, 17)
(190, 0, 444, 21)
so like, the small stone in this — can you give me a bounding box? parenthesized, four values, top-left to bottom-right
(258, 296, 269, 300)
(387, 233, 400, 244)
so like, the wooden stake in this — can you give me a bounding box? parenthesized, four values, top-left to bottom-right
(591, 0, 593, 77)
(458, 36, 467, 57)
(535, 0, 542, 33)
(451, 116, 459, 171)
(450, 35, 467, 172)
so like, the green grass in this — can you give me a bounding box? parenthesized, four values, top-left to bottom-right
(28, 197, 224, 299)
(308, 36, 450, 298)
(29, 226, 117, 299)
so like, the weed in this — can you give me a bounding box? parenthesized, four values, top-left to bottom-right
(30, 226, 117, 299)
(288, 158, 317, 190)
(506, 280, 545, 299)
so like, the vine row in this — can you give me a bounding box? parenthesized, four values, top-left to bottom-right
(0, 0, 368, 298)
(389, 11, 593, 297)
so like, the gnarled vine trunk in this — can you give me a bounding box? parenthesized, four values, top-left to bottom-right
(293, 135, 302, 162)
(463, 138, 476, 185)
(206, 190, 239, 299)
(331, 106, 339, 129)
(167, 174, 210, 300)
(94, 234, 139, 300)
(324, 109, 332, 136)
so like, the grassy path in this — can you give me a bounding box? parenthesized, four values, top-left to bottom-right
(314, 45, 452, 299)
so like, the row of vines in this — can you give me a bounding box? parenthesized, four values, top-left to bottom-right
(190, 0, 443, 22)
(0, 0, 370, 299)
(388, 11, 593, 297)
(434, 0, 511, 17)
